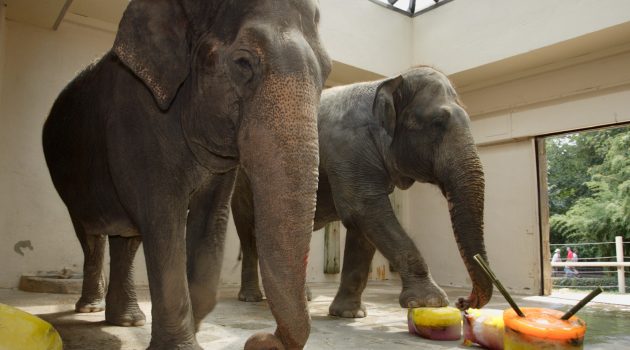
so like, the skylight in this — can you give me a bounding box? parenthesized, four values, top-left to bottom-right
(371, 0, 450, 16)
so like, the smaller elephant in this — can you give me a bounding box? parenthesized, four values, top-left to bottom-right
(232, 66, 493, 318)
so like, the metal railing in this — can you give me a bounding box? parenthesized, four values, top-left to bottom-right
(551, 236, 628, 293)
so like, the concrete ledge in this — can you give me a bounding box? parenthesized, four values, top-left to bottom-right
(19, 275, 82, 294)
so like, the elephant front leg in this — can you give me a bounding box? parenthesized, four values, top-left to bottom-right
(141, 210, 200, 350)
(186, 170, 236, 329)
(105, 235, 145, 327)
(357, 199, 449, 309)
(71, 216, 107, 313)
(329, 228, 374, 318)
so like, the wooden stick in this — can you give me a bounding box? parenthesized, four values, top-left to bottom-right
(473, 254, 525, 317)
(561, 287, 603, 320)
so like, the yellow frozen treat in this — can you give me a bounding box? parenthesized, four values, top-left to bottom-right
(0, 303, 63, 350)
(408, 306, 462, 341)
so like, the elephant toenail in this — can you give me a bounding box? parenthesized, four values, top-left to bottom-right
(341, 311, 353, 318)
(356, 310, 365, 318)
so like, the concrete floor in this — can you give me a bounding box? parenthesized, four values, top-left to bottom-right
(1, 281, 629, 349)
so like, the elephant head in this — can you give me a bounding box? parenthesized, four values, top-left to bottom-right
(113, 0, 330, 347)
(374, 67, 493, 309)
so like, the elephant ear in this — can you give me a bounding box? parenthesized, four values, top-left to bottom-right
(372, 75, 403, 138)
(113, 0, 190, 110)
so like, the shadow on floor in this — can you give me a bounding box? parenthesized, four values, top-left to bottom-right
(37, 310, 123, 350)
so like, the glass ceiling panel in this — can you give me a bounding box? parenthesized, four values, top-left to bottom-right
(371, 0, 449, 16)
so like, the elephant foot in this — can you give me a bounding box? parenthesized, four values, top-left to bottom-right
(75, 297, 105, 313)
(399, 278, 449, 308)
(105, 302, 146, 327)
(329, 296, 367, 318)
(238, 287, 264, 302)
(147, 340, 202, 350)
(244, 332, 286, 350)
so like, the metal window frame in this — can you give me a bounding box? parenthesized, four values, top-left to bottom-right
(367, 0, 455, 17)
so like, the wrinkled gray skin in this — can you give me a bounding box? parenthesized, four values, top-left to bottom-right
(232, 67, 493, 318)
(42, 0, 330, 349)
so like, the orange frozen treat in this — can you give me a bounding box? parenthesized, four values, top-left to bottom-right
(503, 308, 586, 350)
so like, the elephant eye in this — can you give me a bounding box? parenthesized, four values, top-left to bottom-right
(432, 108, 450, 128)
(230, 50, 258, 85)
(234, 58, 253, 81)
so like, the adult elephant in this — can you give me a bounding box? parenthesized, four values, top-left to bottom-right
(232, 67, 493, 318)
(42, 0, 330, 349)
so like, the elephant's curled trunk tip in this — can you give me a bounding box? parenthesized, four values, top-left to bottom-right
(244, 332, 286, 350)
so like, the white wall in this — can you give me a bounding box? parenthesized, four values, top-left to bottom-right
(462, 50, 630, 135)
(412, 0, 630, 75)
(403, 139, 540, 293)
(0, 1, 6, 107)
(480, 140, 541, 293)
(319, 0, 412, 77)
(0, 19, 114, 288)
(471, 87, 630, 146)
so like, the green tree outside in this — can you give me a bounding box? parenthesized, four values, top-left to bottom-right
(546, 125, 630, 260)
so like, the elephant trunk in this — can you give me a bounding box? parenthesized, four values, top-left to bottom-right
(238, 73, 320, 349)
(439, 145, 493, 309)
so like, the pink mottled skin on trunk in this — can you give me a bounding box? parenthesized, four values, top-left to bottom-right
(239, 74, 320, 349)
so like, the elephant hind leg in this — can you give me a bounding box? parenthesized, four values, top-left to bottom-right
(105, 235, 145, 327)
(232, 170, 264, 302)
(329, 228, 375, 318)
(233, 206, 263, 302)
(72, 216, 107, 313)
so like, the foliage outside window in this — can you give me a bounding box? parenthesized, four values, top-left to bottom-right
(546, 125, 630, 259)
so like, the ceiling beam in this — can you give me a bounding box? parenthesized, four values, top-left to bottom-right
(52, 0, 73, 30)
